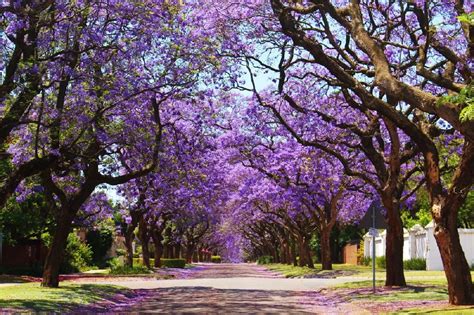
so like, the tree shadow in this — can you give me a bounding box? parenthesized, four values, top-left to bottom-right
(0, 284, 125, 313)
(108, 287, 318, 314)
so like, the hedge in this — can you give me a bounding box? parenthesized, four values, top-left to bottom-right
(160, 258, 186, 268)
(256, 255, 273, 265)
(211, 256, 222, 263)
(404, 258, 426, 270)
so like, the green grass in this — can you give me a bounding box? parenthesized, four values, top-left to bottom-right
(393, 306, 474, 314)
(0, 282, 128, 312)
(349, 285, 448, 302)
(265, 263, 474, 283)
(265, 263, 386, 278)
(265, 264, 320, 277)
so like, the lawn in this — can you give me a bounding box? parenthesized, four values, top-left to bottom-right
(0, 282, 129, 312)
(264, 263, 474, 283)
(264, 263, 386, 278)
(265, 263, 474, 313)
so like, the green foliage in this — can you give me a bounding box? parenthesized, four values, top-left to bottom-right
(457, 12, 474, 25)
(160, 258, 186, 268)
(458, 191, 474, 228)
(115, 248, 126, 257)
(109, 264, 150, 275)
(132, 257, 155, 266)
(86, 223, 114, 268)
(403, 189, 474, 228)
(256, 255, 274, 265)
(376, 256, 386, 269)
(211, 255, 222, 263)
(360, 256, 372, 266)
(404, 258, 426, 270)
(401, 207, 432, 229)
(438, 84, 474, 122)
(60, 233, 93, 273)
(0, 194, 51, 245)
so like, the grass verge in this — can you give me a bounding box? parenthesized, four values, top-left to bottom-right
(0, 282, 128, 312)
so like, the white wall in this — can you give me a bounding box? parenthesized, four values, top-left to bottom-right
(363, 222, 474, 271)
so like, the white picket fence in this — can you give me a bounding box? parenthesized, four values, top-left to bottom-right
(363, 221, 474, 270)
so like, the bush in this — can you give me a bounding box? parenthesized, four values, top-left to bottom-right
(109, 264, 151, 275)
(376, 256, 386, 269)
(471, 263, 474, 271)
(256, 255, 273, 265)
(133, 257, 155, 266)
(404, 258, 426, 270)
(160, 258, 186, 268)
(360, 256, 372, 266)
(211, 256, 222, 263)
(86, 228, 113, 268)
(60, 233, 93, 273)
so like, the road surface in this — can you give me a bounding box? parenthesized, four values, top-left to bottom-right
(79, 263, 362, 314)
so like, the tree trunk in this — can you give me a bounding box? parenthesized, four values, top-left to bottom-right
(303, 238, 314, 269)
(198, 247, 203, 262)
(138, 218, 151, 269)
(150, 227, 163, 268)
(321, 229, 332, 270)
(381, 196, 406, 286)
(142, 241, 150, 268)
(185, 244, 195, 263)
(434, 213, 474, 305)
(174, 242, 182, 259)
(425, 140, 474, 304)
(153, 241, 163, 268)
(41, 210, 74, 287)
(124, 228, 135, 267)
(298, 237, 306, 267)
(290, 237, 297, 266)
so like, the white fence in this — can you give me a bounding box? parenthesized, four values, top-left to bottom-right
(363, 221, 474, 271)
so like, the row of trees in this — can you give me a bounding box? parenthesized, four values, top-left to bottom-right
(198, 0, 474, 305)
(1, 0, 472, 306)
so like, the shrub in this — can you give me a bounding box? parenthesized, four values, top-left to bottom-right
(360, 256, 372, 266)
(211, 256, 222, 263)
(256, 255, 273, 265)
(86, 228, 113, 268)
(109, 264, 151, 275)
(160, 258, 186, 268)
(60, 233, 93, 273)
(376, 256, 386, 269)
(471, 263, 474, 271)
(404, 258, 426, 270)
(133, 257, 155, 266)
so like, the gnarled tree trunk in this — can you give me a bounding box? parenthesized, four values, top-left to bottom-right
(425, 141, 474, 304)
(41, 210, 74, 287)
(382, 196, 406, 287)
